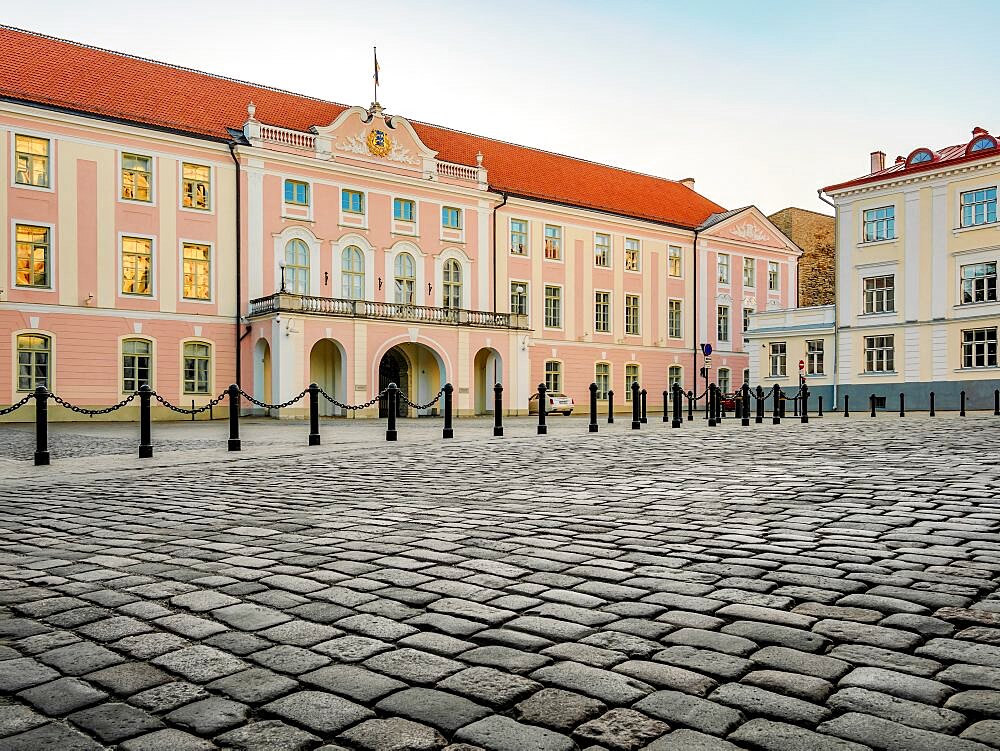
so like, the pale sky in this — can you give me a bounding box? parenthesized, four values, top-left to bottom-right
(6, 0, 998, 216)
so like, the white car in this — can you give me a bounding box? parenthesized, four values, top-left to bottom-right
(528, 392, 575, 415)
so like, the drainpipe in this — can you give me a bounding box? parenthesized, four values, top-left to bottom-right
(692, 229, 700, 391)
(817, 188, 837, 404)
(228, 143, 243, 387)
(491, 192, 508, 313)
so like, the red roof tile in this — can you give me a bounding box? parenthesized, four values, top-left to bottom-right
(0, 26, 725, 229)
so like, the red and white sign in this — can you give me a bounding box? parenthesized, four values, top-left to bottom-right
(798, 359, 805, 371)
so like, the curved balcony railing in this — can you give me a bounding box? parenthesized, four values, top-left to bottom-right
(247, 293, 529, 330)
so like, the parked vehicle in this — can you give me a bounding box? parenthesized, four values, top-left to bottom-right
(528, 392, 575, 415)
(721, 393, 738, 411)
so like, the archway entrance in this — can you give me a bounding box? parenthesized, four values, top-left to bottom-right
(309, 339, 346, 417)
(378, 343, 445, 417)
(252, 338, 272, 415)
(474, 347, 503, 415)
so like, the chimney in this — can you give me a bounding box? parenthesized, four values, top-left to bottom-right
(870, 150, 886, 173)
(679, 177, 696, 189)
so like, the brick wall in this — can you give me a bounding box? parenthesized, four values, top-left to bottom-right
(767, 208, 835, 307)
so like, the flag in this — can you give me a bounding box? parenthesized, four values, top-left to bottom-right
(373, 47, 380, 87)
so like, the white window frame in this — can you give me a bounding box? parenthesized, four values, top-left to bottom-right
(544, 360, 563, 394)
(624, 363, 640, 401)
(595, 362, 611, 399)
(594, 232, 611, 268)
(960, 187, 998, 228)
(11, 131, 54, 193)
(960, 261, 998, 305)
(625, 294, 641, 336)
(862, 205, 896, 242)
(717, 254, 731, 285)
(178, 161, 214, 214)
(544, 284, 563, 329)
(179, 239, 215, 304)
(769, 342, 786, 377)
(717, 305, 730, 342)
(544, 224, 563, 262)
(864, 334, 895, 373)
(961, 327, 998, 369)
(768, 261, 780, 292)
(806, 339, 824, 375)
(594, 290, 611, 334)
(510, 218, 529, 256)
(625, 238, 641, 272)
(11, 220, 56, 293)
(668, 245, 683, 278)
(743, 257, 756, 288)
(119, 150, 156, 205)
(510, 280, 529, 317)
(118, 233, 157, 299)
(863, 275, 895, 314)
(667, 299, 683, 339)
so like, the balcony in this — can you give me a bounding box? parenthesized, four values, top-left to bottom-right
(247, 293, 529, 330)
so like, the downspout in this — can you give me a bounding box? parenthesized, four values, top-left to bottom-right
(492, 192, 508, 313)
(817, 188, 837, 404)
(229, 143, 243, 387)
(692, 229, 700, 390)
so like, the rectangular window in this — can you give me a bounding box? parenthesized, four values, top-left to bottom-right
(768, 261, 780, 291)
(510, 219, 528, 255)
(442, 206, 462, 229)
(16, 333, 50, 391)
(182, 243, 211, 300)
(625, 363, 640, 400)
(743, 307, 751, 333)
(121, 153, 152, 202)
(718, 369, 731, 394)
(181, 163, 210, 210)
(769, 342, 786, 377)
(595, 363, 610, 399)
(864, 335, 895, 373)
(121, 236, 153, 296)
(544, 225, 562, 260)
(122, 339, 151, 392)
(14, 134, 50, 188)
(284, 179, 309, 205)
(594, 233, 611, 267)
(14, 224, 50, 288)
(863, 205, 896, 241)
(717, 305, 730, 342)
(806, 339, 824, 375)
(595, 291, 610, 333)
(961, 262, 997, 304)
(668, 299, 682, 339)
(743, 257, 756, 288)
(962, 327, 998, 368)
(625, 294, 640, 336)
(393, 198, 415, 221)
(668, 245, 682, 277)
(510, 281, 528, 316)
(544, 285, 562, 328)
(342, 189, 365, 214)
(718, 254, 730, 284)
(668, 365, 683, 389)
(183, 342, 211, 394)
(625, 238, 640, 271)
(961, 187, 998, 228)
(863, 275, 895, 313)
(545, 360, 562, 394)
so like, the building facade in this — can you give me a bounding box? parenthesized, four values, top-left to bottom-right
(767, 207, 835, 307)
(0, 26, 799, 419)
(748, 127, 1000, 409)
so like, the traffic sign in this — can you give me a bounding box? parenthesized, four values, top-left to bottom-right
(705, 356, 713, 365)
(701, 343, 713, 356)
(798, 359, 805, 371)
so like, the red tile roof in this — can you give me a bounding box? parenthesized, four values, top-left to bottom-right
(0, 26, 725, 229)
(824, 128, 999, 193)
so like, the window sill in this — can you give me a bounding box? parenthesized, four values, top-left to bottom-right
(954, 222, 999, 235)
(858, 237, 898, 248)
(955, 366, 1000, 372)
(12, 182, 54, 194)
(859, 371, 898, 377)
(859, 311, 897, 318)
(955, 301, 1000, 309)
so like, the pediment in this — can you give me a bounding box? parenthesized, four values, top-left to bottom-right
(702, 207, 799, 254)
(314, 106, 437, 171)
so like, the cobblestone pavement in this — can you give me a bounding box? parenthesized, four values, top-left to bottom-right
(2, 414, 1000, 750)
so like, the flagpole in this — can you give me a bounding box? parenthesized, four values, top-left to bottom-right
(373, 46, 377, 105)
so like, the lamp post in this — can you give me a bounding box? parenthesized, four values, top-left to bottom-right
(279, 260, 287, 293)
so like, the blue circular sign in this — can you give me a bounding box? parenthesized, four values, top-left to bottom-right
(702, 343, 713, 356)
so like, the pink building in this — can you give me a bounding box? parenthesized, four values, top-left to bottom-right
(0, 26, 800, 419)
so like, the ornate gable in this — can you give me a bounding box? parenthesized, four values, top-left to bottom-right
(313, 104, 437, 175)
(702, 207, 800, 254)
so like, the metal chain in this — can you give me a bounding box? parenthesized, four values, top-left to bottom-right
(398, 387, 445, 410)
(0, 392, 36, 416)
(236, 388, 307, 411)
(317, 386, 390, 411)
(48, 391, 138, 415)
(153, 390, 229, 415)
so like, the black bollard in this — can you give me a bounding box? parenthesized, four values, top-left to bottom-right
(493, 383, 504, 437)
(687, 390, 694, 421)
(538, 383, 548, 435)
(899, 392, 905, 418)
(307, 383, 320, 446)
(870, 393, 877, 418)
(755, 385, 764, 424)
(631, 381, 641, 430)
(707, 384, 717, 427)
(386, 383, 398, 441)
(818, 395, 824, 418)
(844, 394, 850, 418)
(33, 386, 50, 466)
(672, 384, 682, 429)
(960, 390, 967, 417)
(640, 388, 648, 424)
(662, 390, 669, 423)
(800, 384, 809, 424)
(229, 384, 242, 451)
(740, 383, 750, 427)
(607, 389, 615, 424)
(930, 391, 935, 417)
(995, 389, 999, 417)
(589, 383, 599, 433)
(772, 384, 781, 425)
(793, 393, 799, 417)
(138, 384, 152, 458)
(443, 383, 454, 439)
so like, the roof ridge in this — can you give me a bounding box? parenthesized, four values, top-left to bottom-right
(0, 24, 351, 110)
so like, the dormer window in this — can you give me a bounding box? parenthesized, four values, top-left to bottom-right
(906, 148, 934, 166)
(969, 135, 998, 155)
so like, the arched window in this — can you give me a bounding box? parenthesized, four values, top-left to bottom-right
(906, 148, 934, 166)
(283, 239, 309, 294)
(970, 135, 998, 154)
(443, 259, 462, 309)
(341, 246, 365, 300)
(718, 367, 731, 394)
(16, 333, 50, 391)
(183, 341, 212, 394)
(394, 252, 415, 304)
(122, 338, 152, 392)
(668, 365, 683, 389)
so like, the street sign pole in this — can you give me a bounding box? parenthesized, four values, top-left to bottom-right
(701, 344, 713, 420)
